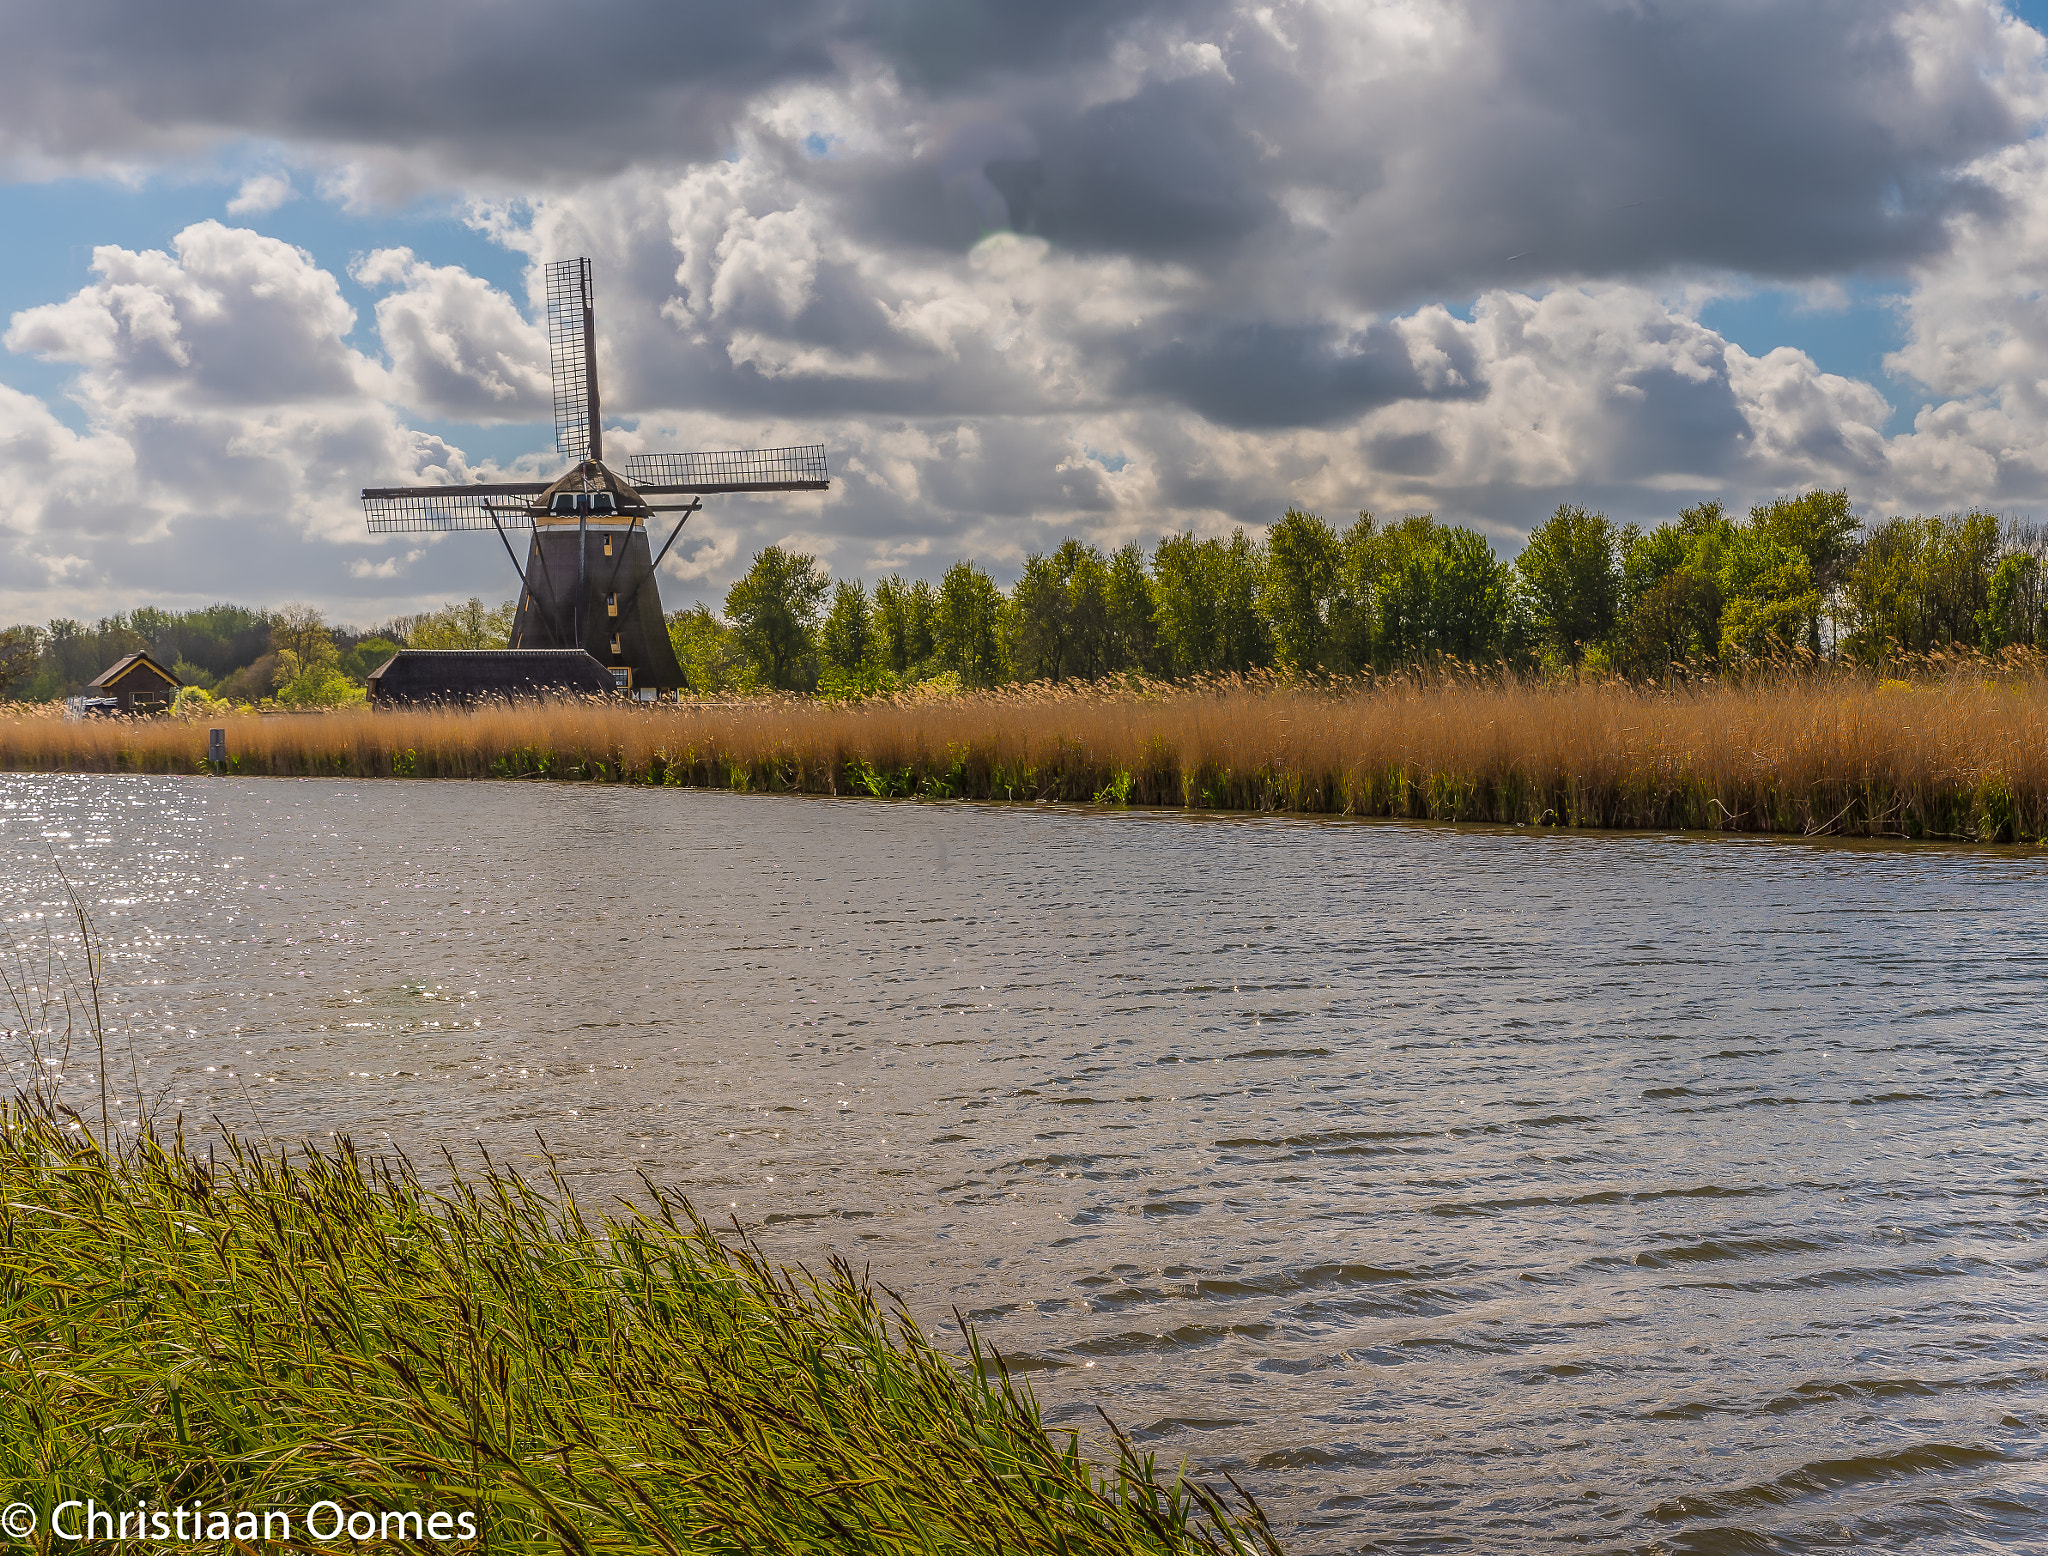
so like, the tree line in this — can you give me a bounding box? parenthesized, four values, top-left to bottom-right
(6, 490, 2041, 705)
(683, 491, 2048, 695)
(0, 599, 515, 706)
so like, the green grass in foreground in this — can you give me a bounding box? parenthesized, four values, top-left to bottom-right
(0, 1107, 1276, 1554)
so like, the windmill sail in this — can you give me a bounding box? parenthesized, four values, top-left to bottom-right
(362, 483, 547, 533)
(624, 445, 829, 494)
(546, 257, 600, 463)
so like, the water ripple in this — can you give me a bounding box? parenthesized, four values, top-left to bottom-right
(2, 773, 2044, 1552)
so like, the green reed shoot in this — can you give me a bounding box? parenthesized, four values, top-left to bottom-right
(0, 1104, 1278, 1555)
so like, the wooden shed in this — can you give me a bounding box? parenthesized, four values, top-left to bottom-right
(84, 651, 182, 713)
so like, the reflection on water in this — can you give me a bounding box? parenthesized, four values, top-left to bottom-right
(2, 772, 2044, 1553)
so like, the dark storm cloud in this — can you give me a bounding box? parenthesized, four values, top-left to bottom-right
(852, 73, 1277, 258)
(998, 76, 1278, 255)
(1122, 319, 1483, 429)
(1298, 0, 2025, 303)
(811, 0, 2029, 304)
(0, 0, 1195, 182)
(3, 1, 2024, 300)
(0, 0, 838, 177)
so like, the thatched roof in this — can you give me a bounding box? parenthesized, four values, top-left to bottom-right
(366, 649, 617, 705)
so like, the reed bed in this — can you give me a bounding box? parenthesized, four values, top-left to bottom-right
(5, 662, 2047, 840)
(0, 1103, 1276, 1555)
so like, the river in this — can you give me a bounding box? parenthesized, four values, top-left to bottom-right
(1, 772, 2043, 1553)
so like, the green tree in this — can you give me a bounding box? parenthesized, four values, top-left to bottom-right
(872, 575, 936, 676)
(264, 606, 360, 707)
(1261, 508, 1341, 671)
(667, 605, 755, 695)
(0, 627, 42, 698)
(340, 637, 403, 685)
(127, 604, 272, 690)
(1151, 530, 1270, 677)
(1613, 503, 1736, 676)
(1620, 509, 1707, 621)
(1715, 526, 1819, 663)
(820, 580, 875, 674)
(270, 604, 337, 669)
(1750, 488, 1860, 652)
(725, 547, 829, 691)
(1334, 515, 1512, 670)
(1514, 504, 1620, 671)
(1009, 551, 1075, 682)
(1419, 525, 1515, 663)
(1009, 541, 1117, 682)
(1617, 569, 1723, 677)
(1981, 550, 2044, 651)
(1840, 511, 2000, 661)
(934, 561, 1008, 686)
(1103, 543, 1159, 675)
(29, 615, 148, 698)
(1061, 541, 1116, 679)
(275, 661, 366, 708)
(407, 598, 515, 650)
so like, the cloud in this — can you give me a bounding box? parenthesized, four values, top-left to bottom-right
(0, 223, 512, 621)
(0, 2, 2036, 297)
(225, 172, 294, 215)
(1120, 315, 1484, 429)
(8, 221, 376, 411)
(5, 3, 2048, 625)
(353, 247, 549, 422)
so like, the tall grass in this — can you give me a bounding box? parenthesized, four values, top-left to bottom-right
(6, 659, 2048, 839)
(0, 1102, 1276, 1554)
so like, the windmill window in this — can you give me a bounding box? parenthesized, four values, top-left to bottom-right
(610, 635, 622, 655)
(607, 593, 618, 617)
(603, 536, 613, 557)
(589, 493, 616, 515)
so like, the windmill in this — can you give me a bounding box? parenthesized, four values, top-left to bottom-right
(361, 257, 829, 694)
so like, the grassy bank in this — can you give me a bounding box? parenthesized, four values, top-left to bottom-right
(4, 665, 2047, 840)
(0, 1106, 1274, 1554)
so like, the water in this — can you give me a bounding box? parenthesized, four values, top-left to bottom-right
(2, 772, 2044, 1554)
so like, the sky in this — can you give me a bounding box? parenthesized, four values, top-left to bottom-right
(6, 0, 2048, 626)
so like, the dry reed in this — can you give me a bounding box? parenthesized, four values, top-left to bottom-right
(6, 661, 2047, 840)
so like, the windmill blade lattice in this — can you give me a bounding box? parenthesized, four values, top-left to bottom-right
(546, 257, 600, 463)
(625, 445, 829, 493)
(362, 485, 547, 533)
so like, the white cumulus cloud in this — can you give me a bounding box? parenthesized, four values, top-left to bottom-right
(225, 172, 294, 215)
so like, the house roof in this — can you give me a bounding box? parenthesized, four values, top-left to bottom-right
(367, 648, 618, 704)
(85, 651, 182, 692)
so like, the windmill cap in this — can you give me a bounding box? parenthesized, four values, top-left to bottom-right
(533, 459, 648, 523)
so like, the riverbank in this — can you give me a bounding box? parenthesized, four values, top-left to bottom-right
(4, 667, 2045, 840)
(0, 1105, 1273, 1555)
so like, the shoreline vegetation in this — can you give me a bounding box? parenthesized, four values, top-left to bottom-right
(0, 1101, 1278, 1555)
(7, 494, 2048, 720)
(4, 663, 2047, 842)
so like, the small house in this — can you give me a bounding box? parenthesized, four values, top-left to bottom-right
(84, 651, 181, 713)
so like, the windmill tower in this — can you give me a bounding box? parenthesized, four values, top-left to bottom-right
(361, 257, 829, 694)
